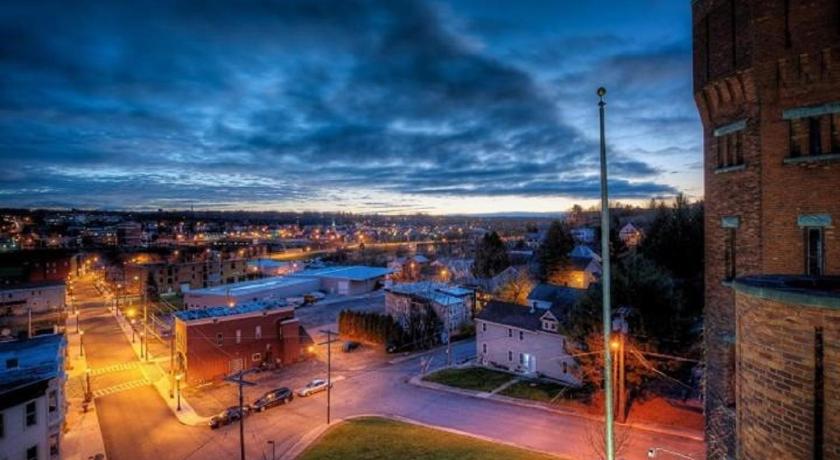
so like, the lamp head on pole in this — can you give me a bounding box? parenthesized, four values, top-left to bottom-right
(597, 87, 607, 105)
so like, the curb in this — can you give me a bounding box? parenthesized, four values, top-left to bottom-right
(409, 374, 705, 442)
(281, 413, 568, 460)
(112, 310, 210, 426)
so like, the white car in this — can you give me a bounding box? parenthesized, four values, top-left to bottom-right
(297, 379, 332, 397)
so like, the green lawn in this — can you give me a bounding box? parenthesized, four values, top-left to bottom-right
(299, 417, 561, 460)
(423, 367, 513, 392)
(499, 380, 590, 403)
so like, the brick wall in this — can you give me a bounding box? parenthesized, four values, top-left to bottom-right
(176, 309, 300, 385)
(736, 291, 840, 459)
(693, 1, 840, 458)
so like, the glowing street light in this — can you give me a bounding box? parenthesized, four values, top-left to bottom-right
(175, 373, 183, 411)
(79, 330, 85, 357)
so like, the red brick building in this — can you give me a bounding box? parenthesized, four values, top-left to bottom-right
(693, 1, 840, 458)
(174, 304, 301, 385)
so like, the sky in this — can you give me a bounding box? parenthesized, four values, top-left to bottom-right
(0, 0, 701, 215)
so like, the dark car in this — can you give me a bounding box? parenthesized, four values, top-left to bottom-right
(209, 405, 249, 429)
(251, 387, 293, 412)
(342, 341, 361, 352)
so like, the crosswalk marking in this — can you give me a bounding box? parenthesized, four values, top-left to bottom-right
(92, 378, 151, 398)
(89, 361, 140, 376)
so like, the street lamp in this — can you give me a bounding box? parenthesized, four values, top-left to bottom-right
(597, 86, 615, 460)
(85, 368, 92, 401)
(175, 373, 183, 411)
(79, 330, 85, 357)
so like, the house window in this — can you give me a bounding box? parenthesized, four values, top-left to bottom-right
(50, 432, 60, 455)
(482, 323, 486, 332)
(235, 329, 241, 344)
(563, 362, 568, 374)
(508, 328, 512, 338)
(508, 350, 512, 361)
(216, 333, 223, 346)
(808, 116, 823, 155)
(27, 445, 38, 460)
(49, 390, 57, 413)
(482, 343, 487, 354)
(519, 331, 524, 341)
(805, 227, 824, 276)
(724, 228, 737, 281)
(519, 353, 524, 365)
(25, 401, 36, 426)
(251, 353, 262, 362)
(255, 326, 262, 339)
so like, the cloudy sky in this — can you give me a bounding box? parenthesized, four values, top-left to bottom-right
(0, 0, 701, 214)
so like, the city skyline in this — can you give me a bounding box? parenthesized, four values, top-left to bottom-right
(1, 1, 699, 214)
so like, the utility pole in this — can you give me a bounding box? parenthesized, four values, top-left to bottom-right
(224, 370, 256, 460)
(318, 329, 339, 425)
(445, 302, 452, 366)
(597, 86, 615, 460)
(142, 278, 148, 362)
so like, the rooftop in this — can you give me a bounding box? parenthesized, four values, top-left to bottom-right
(476, 300, 562, 332)
(387, 282, 471, 306)
(733, 275, 840, 309)
(187, 275, 317, 297)
(174, 301, 291, 322)
(290, 265, 392, 281)
(528, 283, 586, 307)
(0, 334, 65, 396)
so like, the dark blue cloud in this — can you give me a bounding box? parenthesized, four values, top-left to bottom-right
(0, 0, 693, 211)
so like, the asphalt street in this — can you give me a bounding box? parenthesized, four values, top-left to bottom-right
(75, 278, 704, 460)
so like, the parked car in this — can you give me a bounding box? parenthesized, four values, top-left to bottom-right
(342, 341, 361, 352)
(297, 378, 332, 397)
(209, 405, 250, 429)
(251, 387, 294, 412)
(303, 292, 326, 305)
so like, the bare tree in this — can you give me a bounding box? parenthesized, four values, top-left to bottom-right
(584, 420, 632, 460)
(495, 269, 535, 305)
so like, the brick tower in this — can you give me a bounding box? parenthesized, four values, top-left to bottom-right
(692, 1, 840, 458)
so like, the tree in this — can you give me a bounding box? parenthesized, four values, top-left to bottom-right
(640, 194, 704, 279)
(472, 231, 509, 278)
(495, 270, 535, 305)
(537, 220, 574, 281)
(564, 254, 681, 346)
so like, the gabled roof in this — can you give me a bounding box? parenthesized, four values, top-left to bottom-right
(477, 298, 579, 332)
(527, 283, 585, 308)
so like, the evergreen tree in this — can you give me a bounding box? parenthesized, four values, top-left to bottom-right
(472, 231, 509, 278)
(537, 220, 575, 281)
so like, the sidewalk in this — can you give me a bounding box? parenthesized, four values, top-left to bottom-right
(62, 322, 108, 460)
(111, 309, 209, 426)
(409, 372, 705, 442)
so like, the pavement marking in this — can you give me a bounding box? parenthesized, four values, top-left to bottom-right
(89, 361, 141, 376)
(92, 378, 151, 398)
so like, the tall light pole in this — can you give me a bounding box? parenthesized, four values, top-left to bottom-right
(597, 86, 615, 460)
(79, 330, 85, 357)
(319, 329, 339, 425)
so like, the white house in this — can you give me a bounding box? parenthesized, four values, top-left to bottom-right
(0, 334, 67, 460)
(476, 296, 582, 385)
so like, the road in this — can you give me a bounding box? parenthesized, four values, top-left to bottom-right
(74, 276, 704, 460)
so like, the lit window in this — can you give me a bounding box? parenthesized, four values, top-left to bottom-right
(255, 326, 262, 339)
(236, 329, 241, 344)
